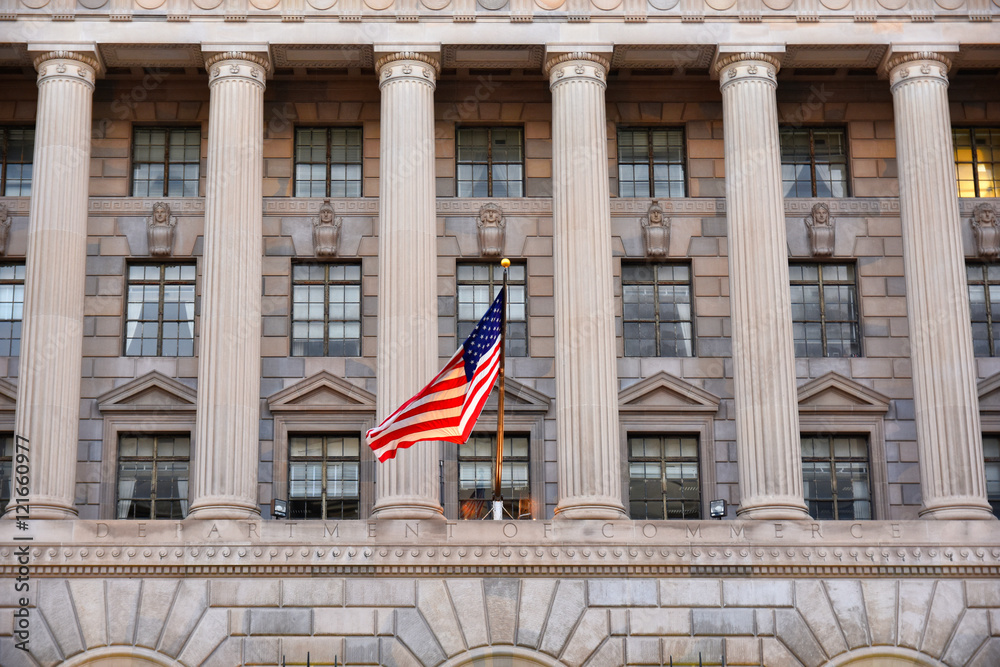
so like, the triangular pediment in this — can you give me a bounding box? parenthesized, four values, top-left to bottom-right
(0, 377, 16, 412)
(481, 377, 551, 413)
(618, 372, 721, 413)
(797, 372, 890, 413)
(267, 371, 376, 412)
(978, 373, 1000, 413)
(97, 372, 197, 412)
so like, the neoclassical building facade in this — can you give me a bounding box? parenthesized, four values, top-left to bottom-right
(0, 3, 999, 666)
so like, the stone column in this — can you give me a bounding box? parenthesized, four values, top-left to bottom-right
(187, 52, 268, 520)
(547, 51, 626, 520)
(370, 51, 444, 520)
(716, 52, 809, 520)
(886, 51, 994, 519)
(6, 51, 98, 519)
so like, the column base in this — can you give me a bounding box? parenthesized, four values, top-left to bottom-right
(736, 500, 810, 520)
(187, 500, 261, 520)
(554, 500, 627, 521)
(370, 500, 444, 521)
(919, 501, 997, 520)
(2, 499, 78, 520)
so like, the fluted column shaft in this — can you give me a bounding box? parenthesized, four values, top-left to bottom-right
(888, 52, 994, 519)
(548, 53, 626, 520)
(6, 52, 97, 519)
(717, 53, 809, 520)
(188, 53, 267, 519)
(371, 53, 443, 520)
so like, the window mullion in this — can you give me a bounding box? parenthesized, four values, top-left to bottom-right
(809, 130, 819, 198)
(324, 267, 331, 356)
(162, 130, 170, 198)
(326, 128, 333, 199)
(486, 129, 494, 198)
(648, 132, 656, 198)
(984, 267, 995, 357)
(0, 130, 6, 192)
(321, 452, 328, 521)
(157, 271, 166, 356)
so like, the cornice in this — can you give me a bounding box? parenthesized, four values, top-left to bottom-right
(374, 51, 442, 74)
(543, 51, 611, 76)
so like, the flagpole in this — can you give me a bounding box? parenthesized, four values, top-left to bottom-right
(492, 258, 510, 520)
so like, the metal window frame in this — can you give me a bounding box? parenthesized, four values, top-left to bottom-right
(456, 261, 528, 356)
(0, 126, 34, 196)
(290, 262, 363, 357)
(621, 262, 695, 358)
(626, 433, 702, 520)
(953, 126, 1000, 199)
(130, 126, 202, 198)
(0, 263, 24, 357)
(800, 433, 872, 521)
(982, 434, 1000, 517)
(455, 126, 525, 198)
(123, 263, 197, 357)
(779, 126, 851, 198)
(456, 432, 531, 520)
(789, 262, 862, 358)
(292, 126, 365, 198)
(287, 433, 362, 521)
(0, 434, 11, 514)
(967, 262, 1000, 356)
(616, 126, 688, 198)
(116, 433, 191, 520)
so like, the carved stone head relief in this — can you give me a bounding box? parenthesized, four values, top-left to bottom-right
(640, 200, 669, 257)
(146, 202, 177, 256)
(972, 202, 1000, 259)
(804, 202, 835, 257)
(477, 202, 506, 257)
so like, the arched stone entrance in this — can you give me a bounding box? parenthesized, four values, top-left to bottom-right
(59, 646, 183, 667)
(825, 646, 942, 667)
(439, 646, 569, 667)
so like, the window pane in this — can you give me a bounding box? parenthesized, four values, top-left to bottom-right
(628, 435, 700, 520)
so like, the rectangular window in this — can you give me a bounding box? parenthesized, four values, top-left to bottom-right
(0, 127, 34, 196)
(458, 434, 530, 520)
(288, 434, 360, 520)
(117, 434, 190, 519)
(125, 264, 196, 357)
(0, 263, 24, 357)
(456, 127, 524, 198)
(984, 435, 1000, 518)
(780, 128, 849, 198)
(968, 263, 1000, 356)
(131, 127, 201, 197)
(954, 128, 1000, 198)
(617, 127, 686, 198)
(801, 434, 871, 520)
(622, 263, 693, 357)
(291, 263, 362, 357)
(0, 434, 11, 515)
(294, 127, 363, 198)
(628, 435, 700, 520)
(457, 263, 527, 357)
(790, 263, 861, 358)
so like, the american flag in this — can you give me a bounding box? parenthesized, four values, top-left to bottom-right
(367, 288, 505, 462)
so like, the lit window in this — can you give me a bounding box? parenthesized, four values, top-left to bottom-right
(622, 264, 693, 357)
(984, 435, 1000, 518)
(131, 127, 201, 197)
(291, 264, 362, 357)
(125, 264, 196, 357)
(0, 264, 24, 357)
(288, 435, 360, 520)
(801, 434, 871, 520)
(628, 435, 701, 520)
(0, 127, 34, 196)
(954, 128, 999, 198)
(780, 128, 849, 198)
(789, 263, 861, 358)
(458, 434, 530, 520)
(617, 128, 686, 198)
(457, 263, 526, 357)
(0, 434, 11, 514)
(116, 434, 190, 519)
(294, 127, 363, 198)
(456, 127, 524, 197)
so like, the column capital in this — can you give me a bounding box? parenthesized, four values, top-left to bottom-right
(375, 52, 441, 87)
(713, 51, 782, 88)
(883, 51, 952, 89)
(204, 50, 272, 88)
(31, 48, 102, 86)
(544, 52, 610, 88)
